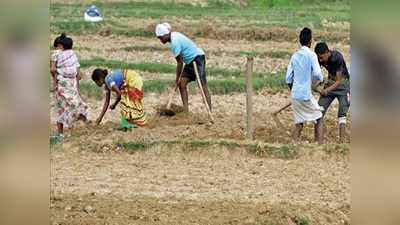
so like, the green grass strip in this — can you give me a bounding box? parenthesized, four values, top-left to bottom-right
(117, 140, 349, 159)
(51, 1, 349, 27)
(115, 139, 349, 159)
(118, 46, 291, 60)
(80, 58, 280, 78)
(79, 74, 286, 100)
(81, 58, 175, 74)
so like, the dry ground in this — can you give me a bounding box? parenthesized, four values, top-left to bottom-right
(51, 93, 350, 225)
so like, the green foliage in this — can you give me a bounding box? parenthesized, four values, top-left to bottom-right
(186, 140, 212, 150)
(80, 58, 176, 74)
(80, 58, 287, 80)
(292, 216, 310, 225)
(118, 45, 290, 59)
(114, 140, 348, 159)
(79, 81, 103, 100)
(51, 20, 103, 35)
(122, 45, 166, 52)
(247, 144, 299, 159)
(51, 0, 350, 36)
(322, 144, 350, 155)
(79, 73, 286, 100)
(237, 50, 291, 59)
(217, 140, 241, 149)
(254, 219, 277, 225)
(121, 141, 148, 153)
(144, 80, 173, 93)
(247, 144, 263, 156)
(264, 145, 299, 159)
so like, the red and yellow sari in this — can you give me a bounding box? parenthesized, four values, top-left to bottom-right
(120, 70, 147, 127)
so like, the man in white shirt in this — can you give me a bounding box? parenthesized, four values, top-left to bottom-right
(286, 27, 324, 143)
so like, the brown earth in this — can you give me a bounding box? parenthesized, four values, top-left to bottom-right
(51, 92, 349, 144)
(51, 1, 350, 222)
(51, 92, 350, 225)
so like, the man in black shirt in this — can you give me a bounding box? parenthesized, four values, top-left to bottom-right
(314, 42, 350, 143)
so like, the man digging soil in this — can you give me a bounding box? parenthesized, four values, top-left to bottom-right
(155, 23, 212, 113)
(314, 42, 350, 143)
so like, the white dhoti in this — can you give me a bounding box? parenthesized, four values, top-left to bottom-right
(292, 96, 323, 124)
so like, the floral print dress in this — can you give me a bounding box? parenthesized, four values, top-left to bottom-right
(55, 50, 89, 128)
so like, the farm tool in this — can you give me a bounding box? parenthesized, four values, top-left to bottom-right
(159, 65, 185, 116)
(193, 61, 214, 123)
(272, 83, 323, 131)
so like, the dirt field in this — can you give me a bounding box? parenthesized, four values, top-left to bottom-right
(50, 0, 350, 224)
(51, 146, 349, 224)
(51, 92, 350, 225)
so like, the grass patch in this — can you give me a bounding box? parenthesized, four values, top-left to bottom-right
(185, 140, 212, 151)
(254, 220, 277, 225)
(238, 50, 291, 59)
(120, 141, 149, 153)
(144, 80, 173, 93)
(80, 58, 285, 80)
(78, 73, 286, 99)
(51, 20, 153, 37)
(51, 20, 105, 35)
(264, 145, 299, 159)
(79, 81, 103, 100)
(268, 51, 292, 59)
(292, 216, 310, 225)
(254, 202, 314, 225)
(117, 45, 291, 60)
(247, 144, 299, 159)
(114, 29, 154, 37)
(118, 140, 213, 153)
(122, 45, 166, 52)
(114, 140, 348, 159)
(322, 144, 350, 155)
(217, 140, 241, 149)
(50, 1, 349, 42)
(255, 215, 310, 225)
(247, 144, 263, 156)
(51, 1, 349, 28)
(80, 58, 176, 74)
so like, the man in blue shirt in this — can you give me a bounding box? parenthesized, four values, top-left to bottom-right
(155, 23, 211, 113)
(286, 27, 324, 143)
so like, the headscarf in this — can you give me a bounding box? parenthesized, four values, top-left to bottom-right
(155, 23, 172, 37)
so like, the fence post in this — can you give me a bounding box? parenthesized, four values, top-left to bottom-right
(246, 56, 254, 140)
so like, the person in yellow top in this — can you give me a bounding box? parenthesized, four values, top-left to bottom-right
(91, 68, 147, 129)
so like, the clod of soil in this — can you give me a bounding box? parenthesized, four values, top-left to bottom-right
(157, 103, 185, 117)
(83, 205, 96, 214)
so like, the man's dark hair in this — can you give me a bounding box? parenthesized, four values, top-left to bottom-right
(314, 42, 330, 55)
(299, 27, 312, 46)
(91, 68, 108, 82)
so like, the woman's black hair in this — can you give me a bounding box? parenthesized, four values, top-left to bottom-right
(61, 37, 73, 50)
(53, 33, 66, 48)
(54, 33, 73, 50)
(91, 68, 108, 82)
(314, 42, 330, 55)
(299, 27, 312, 46)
